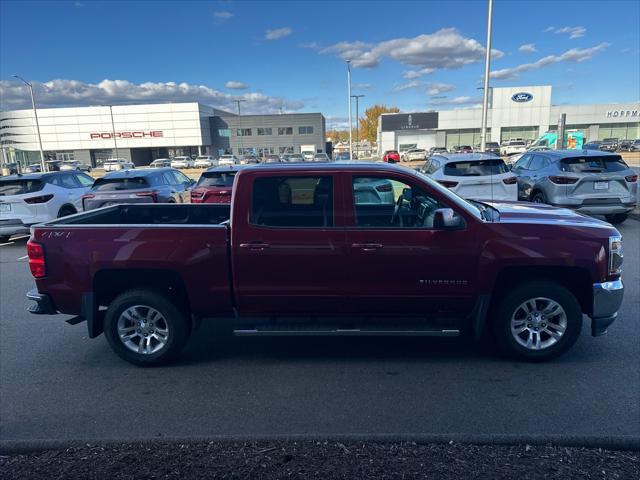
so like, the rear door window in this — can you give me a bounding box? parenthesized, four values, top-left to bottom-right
(92, 177, 149, 191)
(526, 155, 548, 171)
(0, 179, 44, 196)
(251, 176, 334, 228)
(50, 173, 80, 189)
(560, 155, 629, 173)
(75, 173, 94, 187)
(443, 159, 509, 176)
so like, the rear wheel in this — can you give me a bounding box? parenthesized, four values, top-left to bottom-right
(492, 281, 582, 362)
(104, 289, 191, 366)
(531, 190, 547, 204)
(58, 206, 77, 217)
(605, 213, 628, 224)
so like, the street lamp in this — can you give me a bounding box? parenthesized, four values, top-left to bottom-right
(351, 94, 365, 157)
(346, 60, 353, 160)
(233, 99, 246, 158)
(12, 75, 45, 171)
(479, 0, 494, 152)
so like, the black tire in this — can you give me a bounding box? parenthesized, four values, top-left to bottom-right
(605, 213, 628, 225)
(0, 235, 11, 243)
(57, 206, 77, 218)
(104, 289, 191, 366)
(531, 190, 547, 204)
(491, 281, 582, 362)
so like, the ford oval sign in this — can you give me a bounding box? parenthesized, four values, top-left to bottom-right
(511, 92, 533, 103)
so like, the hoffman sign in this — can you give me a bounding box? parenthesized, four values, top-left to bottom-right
(90, 131, 164, 139)
(606, 109, 638, 118)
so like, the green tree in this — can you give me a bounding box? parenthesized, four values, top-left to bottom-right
(359, 105, 400, 144)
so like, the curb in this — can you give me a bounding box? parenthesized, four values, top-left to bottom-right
(2, 433, 639, 455)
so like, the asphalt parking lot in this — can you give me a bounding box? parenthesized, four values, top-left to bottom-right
(0, 216, 638, 448)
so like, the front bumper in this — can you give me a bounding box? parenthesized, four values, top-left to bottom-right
(590, 279, 624, 336)
(26, 289, 57, 315)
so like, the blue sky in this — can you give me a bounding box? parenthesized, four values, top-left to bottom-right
(1, 0, 639, 128)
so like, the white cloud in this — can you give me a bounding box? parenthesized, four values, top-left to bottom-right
(214, 11, 234, 21)
(430, 96, 481, 106)
(402, 67, 435, 79)
(353, 83, 372, 90)
(74, 1, 84, 6)
(393, 80, 422, 92)
(426, 82, 455, 96)
(490, 43, 609, 80)
(0, 79, 304, 114)
(265, 27, 293, 40)
(316, 28, 503, 70)
(224, 81, 248, 90)
(545, 26, 586, 39)
(518, 43, 537, 53)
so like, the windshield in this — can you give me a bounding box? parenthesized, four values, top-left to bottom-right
(0, 179, 44, 196)
(197, 171, 236, 187)
(560, 155, 629, 173)
(92, 177, 149, 191)
(444, 159, 509, 176)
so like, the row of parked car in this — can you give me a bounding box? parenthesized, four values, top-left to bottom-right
(413, 150, 637, 224)
(583, 138, 640, 152)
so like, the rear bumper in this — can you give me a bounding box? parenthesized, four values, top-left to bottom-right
(574, 203, 636, 215)
(0, 219, 31, 236)
(26, 289, 57, 315)
(590, 279, 624, 336)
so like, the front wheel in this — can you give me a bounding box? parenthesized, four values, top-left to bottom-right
(492, 281, 582, 362)
(605, 213, 628, 225)
(104, 289, 191, 366)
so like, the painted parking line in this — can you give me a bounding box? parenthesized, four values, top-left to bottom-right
(17, 255, 29, 260)
(0, 242, 14, 247)
(11, 235, 30, 240)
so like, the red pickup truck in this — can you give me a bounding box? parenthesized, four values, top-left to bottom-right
(26, 162, 624, 366)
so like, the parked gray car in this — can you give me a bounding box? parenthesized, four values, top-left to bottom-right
(511, 150, 638, 224)
(82, 167, 195, 211)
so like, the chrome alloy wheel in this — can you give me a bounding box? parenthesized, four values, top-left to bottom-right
(117, 305, 169, 355)
(510, 297, 567, 350)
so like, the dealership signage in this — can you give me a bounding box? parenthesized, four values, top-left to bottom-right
(90, 131, 164, 139)
(606, 109, 638, 118)
(380, 112, 438, 131)
(511, 92, 533, 103)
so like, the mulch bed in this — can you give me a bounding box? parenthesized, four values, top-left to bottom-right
(1, 441, 638, 479)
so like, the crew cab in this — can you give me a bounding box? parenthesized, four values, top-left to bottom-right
(26, 163, 624, 366)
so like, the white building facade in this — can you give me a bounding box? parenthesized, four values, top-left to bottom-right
(378, 85, 640, 154)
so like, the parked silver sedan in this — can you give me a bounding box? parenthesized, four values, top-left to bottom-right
(511, 149, 638, 224)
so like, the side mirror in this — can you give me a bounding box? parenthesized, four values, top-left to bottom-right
(433, 208, 463, 230)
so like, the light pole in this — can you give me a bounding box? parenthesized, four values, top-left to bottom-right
(479, 0, 493, 152)
(13, 75, 45, 171)
(351, 94, 365, 157)
(233, 99, 246, 158)
(108, 105, 120, 159)
(347, 60, 353, 160)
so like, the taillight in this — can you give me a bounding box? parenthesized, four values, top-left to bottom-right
(135, 191, 158, 202)
(27, 240, 46, 278)
(502, 176, 517, 185)
(24, 194, 54, 204)
(625, 174, 638, 183)
(437, 180, 459, 188)
(375, 184, 393, 192)
(549, 176, 579, 185)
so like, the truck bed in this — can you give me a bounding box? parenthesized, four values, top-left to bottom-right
(31, 204, 233, 320)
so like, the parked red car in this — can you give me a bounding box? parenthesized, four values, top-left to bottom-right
(383, 150, 401, 163)
(190, 165, 242, 203)
(27, 162, 624, 366)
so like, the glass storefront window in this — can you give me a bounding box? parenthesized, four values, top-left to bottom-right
(499, 126, 538, 143)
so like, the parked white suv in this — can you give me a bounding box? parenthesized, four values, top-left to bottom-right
(500, 140, 527, 156)
(171, 156, 195, 169)
(103, 158, 134, 171)
(217, 155, 238, 166)
(0, 171, 94, 242)
(194, 156, 216, 168)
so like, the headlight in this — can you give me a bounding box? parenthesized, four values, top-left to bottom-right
(609, 235, 623, 275)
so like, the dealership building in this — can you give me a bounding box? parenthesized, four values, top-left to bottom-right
(378, 85, 640, 154)
(0, 102, 326, 167)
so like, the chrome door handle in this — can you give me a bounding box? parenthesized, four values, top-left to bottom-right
(239, 242, 270, 251)
(351, 242, 383, 251)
